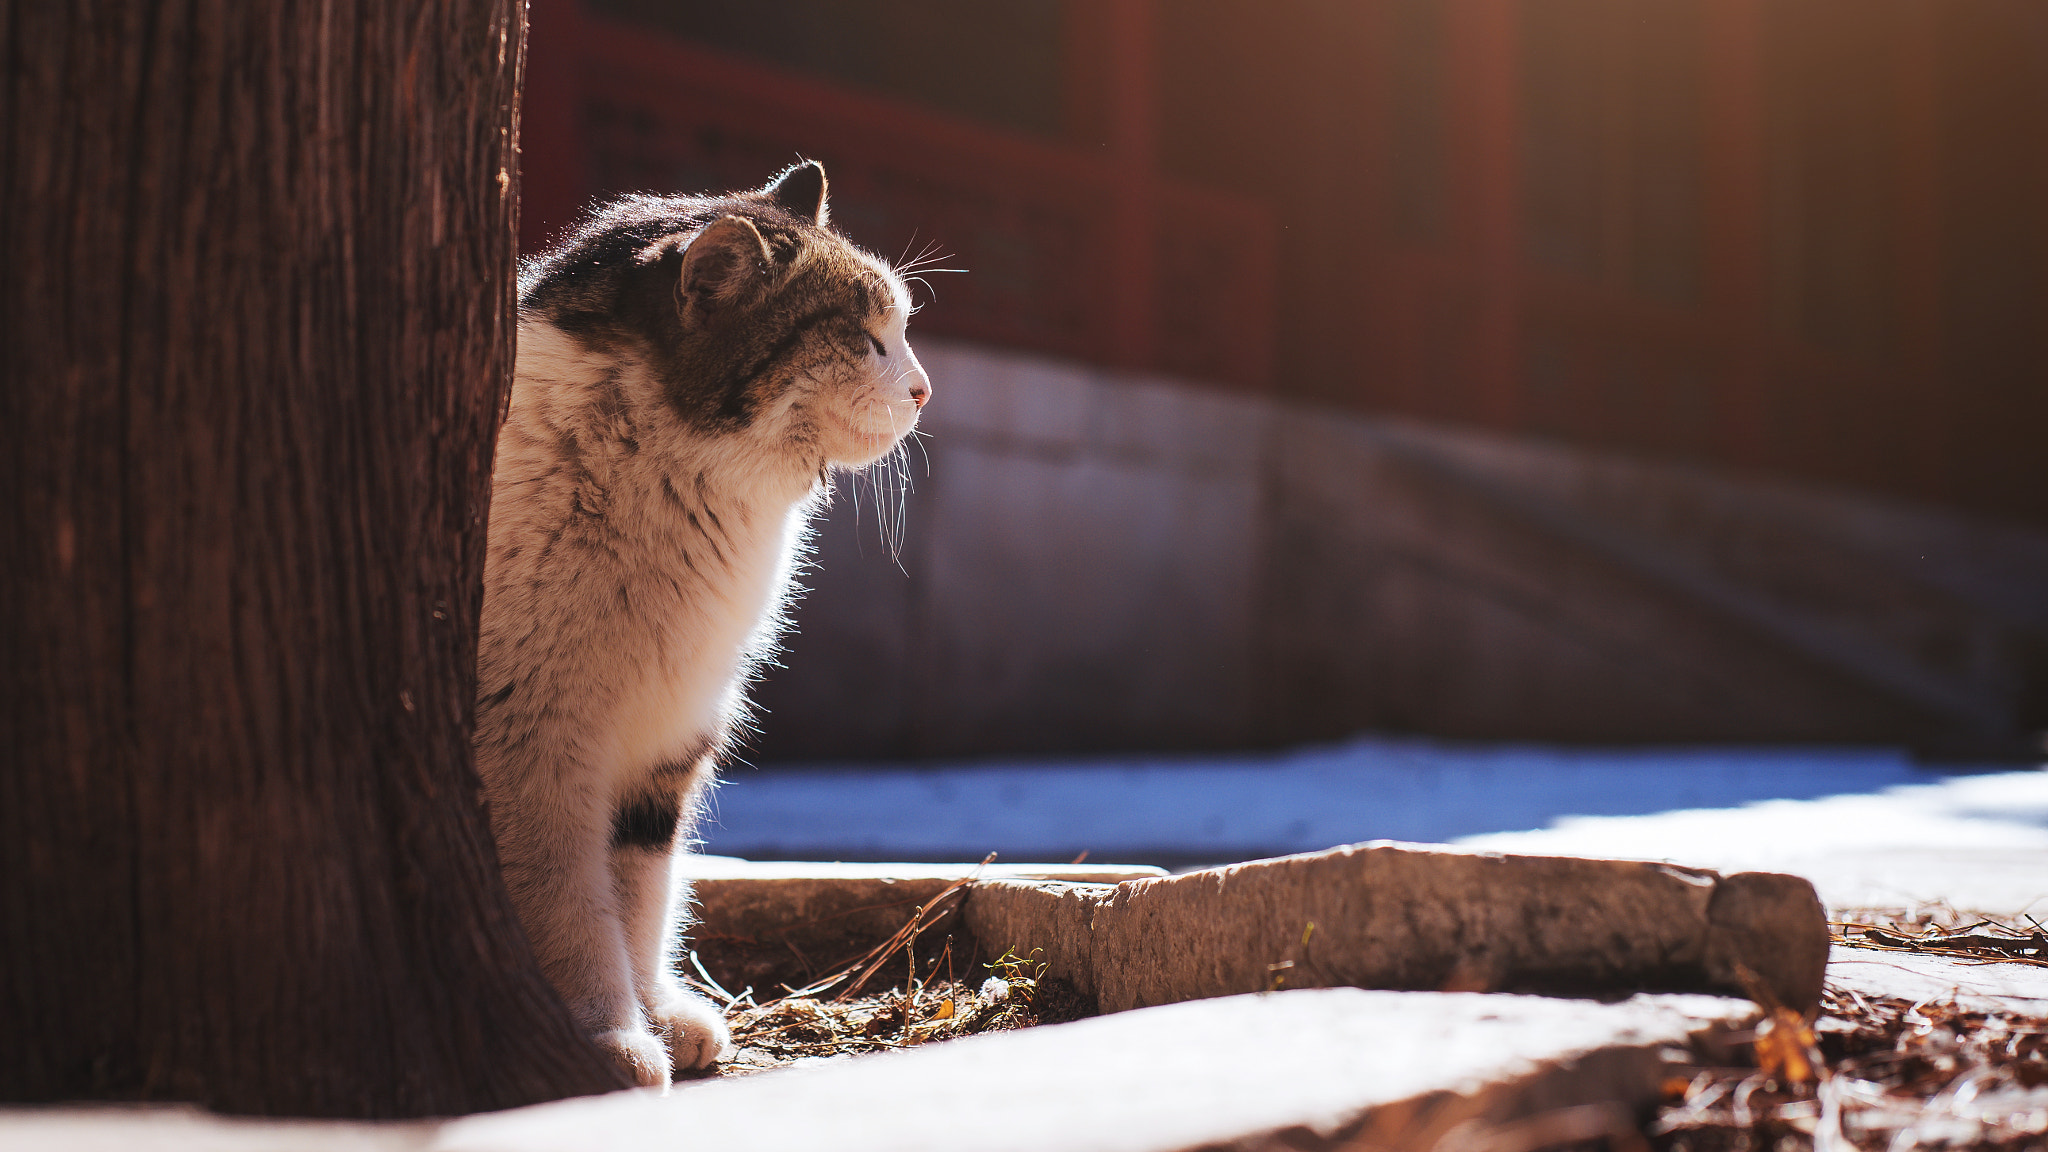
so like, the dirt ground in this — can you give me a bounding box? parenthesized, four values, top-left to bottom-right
(1655, 910, 2048, 1151)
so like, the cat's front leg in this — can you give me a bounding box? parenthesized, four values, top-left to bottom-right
(494, 777, 676, 1087)
(613, 788, 733, 1071)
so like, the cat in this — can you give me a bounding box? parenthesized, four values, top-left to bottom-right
(474, 161, 929, 1086)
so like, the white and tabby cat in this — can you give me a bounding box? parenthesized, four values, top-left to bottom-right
(475, 162, 929, 1085)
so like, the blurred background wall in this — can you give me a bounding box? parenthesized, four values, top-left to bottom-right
(519, 0, 2048, 761)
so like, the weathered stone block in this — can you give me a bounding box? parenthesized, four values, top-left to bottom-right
(2, 990, 1753, 1152)
(437, 989, 1753, 1152)
(962, 842, 1829, 1013)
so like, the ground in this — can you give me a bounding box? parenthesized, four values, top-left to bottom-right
(696, 741, 2048, 1148)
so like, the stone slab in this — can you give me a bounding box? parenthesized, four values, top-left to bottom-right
(0, 991, 1751, 1152)
(437, 990, 1752, 1152)
(966, 842, 1831, 1014)
(1826, 944, 2048, 1014)
(688, 847, 1827, 1012)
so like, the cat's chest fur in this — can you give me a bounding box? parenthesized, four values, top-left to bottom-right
(479, 318, 819, 784)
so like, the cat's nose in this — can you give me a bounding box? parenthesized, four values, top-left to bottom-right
(909, 383, 929, 408)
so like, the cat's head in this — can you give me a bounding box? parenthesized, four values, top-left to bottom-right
(523, 161, 930, 471)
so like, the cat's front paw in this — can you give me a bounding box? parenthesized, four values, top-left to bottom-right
(594, 1026, 673, 1088)
(648, 989, 734, 1072)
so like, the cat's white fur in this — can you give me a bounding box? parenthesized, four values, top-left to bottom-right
(477, 261, 927, 1086)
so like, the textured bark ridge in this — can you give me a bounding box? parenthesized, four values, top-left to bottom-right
(0, 1, 628, 1118)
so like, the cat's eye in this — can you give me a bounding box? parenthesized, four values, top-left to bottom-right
(867, 333, 887, 357)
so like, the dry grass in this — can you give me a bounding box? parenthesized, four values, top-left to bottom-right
(707, 967, 1091, 1074)
(680, 860, 1096, 1077)
(1830, 904, 2048, 970)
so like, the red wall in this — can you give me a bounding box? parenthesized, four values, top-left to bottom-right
(521, 0, 2048, 528)
(1156, 0, 2048, 527)
(520, 0, 1274, 391)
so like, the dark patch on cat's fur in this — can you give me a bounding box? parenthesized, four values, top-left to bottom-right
(685, 510, 724, 563)
(519, 162, 891, 440)
(697, 501, 729, 548)
(612, 788, 681, 851)
(709, 305, 855, 424)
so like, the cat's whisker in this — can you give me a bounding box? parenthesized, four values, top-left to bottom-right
(905, 428, 935, 477)
(893, 240, 949, 276)
(844, 463, 866, 556)
(898, 266, 964, 311)
(894, 443, 913, 564)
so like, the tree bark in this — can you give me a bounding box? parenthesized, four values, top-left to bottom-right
(0, 0, 630, 1118)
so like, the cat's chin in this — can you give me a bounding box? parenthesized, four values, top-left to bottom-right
(828, 441, 911, 470)
(822, 419, 916, 468)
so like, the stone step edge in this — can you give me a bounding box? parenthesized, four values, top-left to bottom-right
(693, 841, 1828, 1013)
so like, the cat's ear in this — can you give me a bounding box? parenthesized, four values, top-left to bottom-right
(680, 215, 773, 318)
(762, 160, 828, 226)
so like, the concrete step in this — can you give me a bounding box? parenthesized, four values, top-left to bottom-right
(447, 989, 1753, 1152)
(2, 990, 1756, 1152)
(687, 843, 1830, 1015)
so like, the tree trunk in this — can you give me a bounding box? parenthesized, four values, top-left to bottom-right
(0, 0, 630, 1118)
